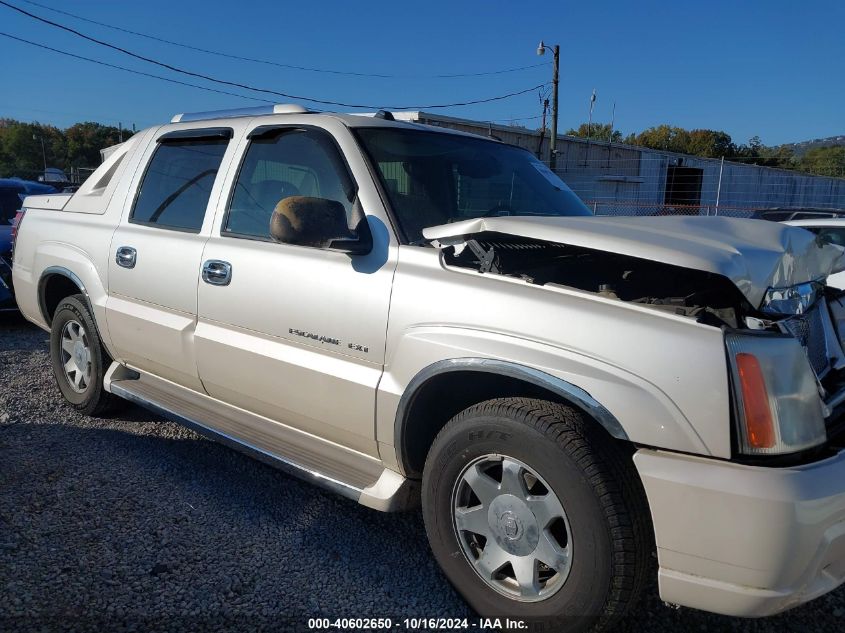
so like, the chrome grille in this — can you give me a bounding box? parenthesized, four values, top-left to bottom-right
(780, 301, 830, 377)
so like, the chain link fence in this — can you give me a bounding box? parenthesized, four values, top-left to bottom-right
(541, 151, 845, 219)
(0, 167, 96, 186)
(586, 201, 755, 218)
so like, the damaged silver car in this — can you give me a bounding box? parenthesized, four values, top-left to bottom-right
(13, 108, 845, 630)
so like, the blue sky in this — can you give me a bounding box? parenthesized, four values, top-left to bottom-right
(1, 0, 842, 146)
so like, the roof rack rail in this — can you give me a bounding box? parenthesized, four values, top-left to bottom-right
(171, 103, 310, 123)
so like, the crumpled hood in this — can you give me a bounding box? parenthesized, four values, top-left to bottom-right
(423, 215, 845, 307)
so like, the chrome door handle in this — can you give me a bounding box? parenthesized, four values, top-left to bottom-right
(115, 246, 137, 269)
(202, 260, 232, 286)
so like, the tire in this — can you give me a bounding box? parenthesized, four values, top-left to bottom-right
(422, 398, 652, 632)
(49, 294, 120, 417)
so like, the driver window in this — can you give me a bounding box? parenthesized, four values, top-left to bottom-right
(225, 128, 354, 239)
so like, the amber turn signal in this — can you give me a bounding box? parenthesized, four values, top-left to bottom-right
(735, 353, 776, 449)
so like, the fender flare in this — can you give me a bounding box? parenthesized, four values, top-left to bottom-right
(394, 357, 629, 473)
(37, 265, 90, 324)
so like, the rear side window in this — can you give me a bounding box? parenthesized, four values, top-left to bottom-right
(131, 138, 229, 232)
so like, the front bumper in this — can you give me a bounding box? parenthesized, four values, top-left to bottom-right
(634, 447, 845, 617)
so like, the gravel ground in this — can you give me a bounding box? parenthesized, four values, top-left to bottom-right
(1, 312, 844, 632)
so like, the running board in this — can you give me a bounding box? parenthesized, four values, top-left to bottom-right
(105, 365, 417, 511)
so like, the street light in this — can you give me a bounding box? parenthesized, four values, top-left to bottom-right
(537, 41, 559, 170)
(32, 133, 47, 177)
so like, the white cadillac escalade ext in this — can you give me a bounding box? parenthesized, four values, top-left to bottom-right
(11, 104, 845, 630)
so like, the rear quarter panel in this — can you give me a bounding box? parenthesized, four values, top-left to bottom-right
(11, 128, 156, 344)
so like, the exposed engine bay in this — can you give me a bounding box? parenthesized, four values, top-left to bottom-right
(445, 236, 751, 328)
(443, 234, 845, 422)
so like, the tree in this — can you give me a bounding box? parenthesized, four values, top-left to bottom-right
(800, 146, 845, 177)
(0, 120, 62, 177)
(0, 118, 132, 179)
(565, 122, 622, 143)
(630, 125, 691, 154)
(65, 122, 129, 168)
(686, 129, 736, 158)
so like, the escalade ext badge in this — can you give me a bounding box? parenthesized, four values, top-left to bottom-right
(424, 215, 845, 308)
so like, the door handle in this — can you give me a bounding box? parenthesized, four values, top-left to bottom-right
(202, 260, 232, 286)
(115, 246, 137, 269)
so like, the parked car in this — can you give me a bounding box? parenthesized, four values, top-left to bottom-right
(752, 207, 845, 222)
(1, 178, 57, 310)
(12, 104, 845, 629)
(784, 218, 845, 288)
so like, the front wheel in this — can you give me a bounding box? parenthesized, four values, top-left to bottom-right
(422, 398, 652, 632)
(49, 294, 120, 416)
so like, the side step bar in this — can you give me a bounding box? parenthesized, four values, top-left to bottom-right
(105, 364, 417, 511)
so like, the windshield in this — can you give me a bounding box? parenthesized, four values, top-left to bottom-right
(355, 127, 591, 243)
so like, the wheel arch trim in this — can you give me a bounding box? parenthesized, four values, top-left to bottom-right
(37, 265, 90, 324)
(394, 358, 630, 473)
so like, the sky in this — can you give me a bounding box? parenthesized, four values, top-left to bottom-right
(0, 0, 843, 146)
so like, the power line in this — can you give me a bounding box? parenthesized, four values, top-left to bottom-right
(490, 114, 545, 123)
(0, 1, 547, 110)
(17, 0, 552, 80)
(0, 32, 273, 104)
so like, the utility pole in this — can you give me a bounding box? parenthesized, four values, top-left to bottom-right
(585, 89, 596, 167)
(32, 133, 47, 176)
(609, 101, 616, 143)
(715, 156, 725, 216)
(537, 42, 560, 171)
(537, 98, 549, 159)
(606, 101, 616, 168)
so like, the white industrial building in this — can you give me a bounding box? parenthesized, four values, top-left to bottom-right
(394, 112, 845, 217)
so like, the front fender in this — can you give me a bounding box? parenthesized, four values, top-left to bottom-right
(377, 326, 725, 472)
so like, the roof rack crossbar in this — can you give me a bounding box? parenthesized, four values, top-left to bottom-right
(171, 104, 310, 123)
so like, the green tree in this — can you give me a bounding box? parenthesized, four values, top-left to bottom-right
(0, 119, 64, 177)
(686, 129, 736, 158)
(65, 122, 130, 168)
(0, 118, 132, 179)
(630, 125, 691, 154)
(565, 122, 622, 143)
(799, 146, 845, 177)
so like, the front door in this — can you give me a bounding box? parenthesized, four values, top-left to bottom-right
(106, 128, 234, 392)
(195, 123, 396, 457)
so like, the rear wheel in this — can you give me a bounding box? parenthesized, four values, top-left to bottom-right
(422, 398, 652, 632)
(49, 294, 119, 416)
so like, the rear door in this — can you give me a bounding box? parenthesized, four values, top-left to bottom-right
(106, 126, 238, 391)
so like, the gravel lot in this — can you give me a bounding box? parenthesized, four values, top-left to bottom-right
(2, 312, 844, 632)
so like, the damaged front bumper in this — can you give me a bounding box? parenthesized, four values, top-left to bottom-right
(635, 447, 845, 617)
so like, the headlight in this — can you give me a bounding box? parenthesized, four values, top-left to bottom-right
(726, 332, 826, 456)
(761, 280, 823, 316)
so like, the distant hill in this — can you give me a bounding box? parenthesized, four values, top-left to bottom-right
(780, 135, 845, 156)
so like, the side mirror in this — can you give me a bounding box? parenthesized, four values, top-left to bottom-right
(269, 196, 372, 255)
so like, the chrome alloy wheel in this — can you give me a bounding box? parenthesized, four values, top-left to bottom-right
(60, 319, 92, 393)
(452, 455, 573, 602)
